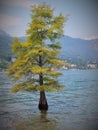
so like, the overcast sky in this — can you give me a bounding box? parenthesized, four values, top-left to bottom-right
(0, 0, 98, 39)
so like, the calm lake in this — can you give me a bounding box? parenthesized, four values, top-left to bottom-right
(0, 69, 98, 130)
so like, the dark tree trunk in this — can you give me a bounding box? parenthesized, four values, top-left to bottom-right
(39, 91, 48, 111)
(38, 55, 48, 111)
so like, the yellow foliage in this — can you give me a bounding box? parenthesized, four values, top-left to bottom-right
(48, 59, 65, 65)
(11, 81, 64, 93)
(31, 66, 49, 74)
(11, 83, 26, 93)
(7, 3, 67, 93)
(46, 71, 62, 76)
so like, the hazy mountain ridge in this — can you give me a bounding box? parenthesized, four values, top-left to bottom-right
(60, 36, 98, 62)
(0, 29, 98, 69)
(0, 30, 13, 61)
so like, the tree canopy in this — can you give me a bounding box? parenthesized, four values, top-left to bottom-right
(7, 3, 67, 93)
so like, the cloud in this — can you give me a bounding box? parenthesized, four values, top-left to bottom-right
(0, 0, 35, 8)
(0, 13, 21, 29)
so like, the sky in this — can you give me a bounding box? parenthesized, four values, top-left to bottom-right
(0, 0, 98, 39)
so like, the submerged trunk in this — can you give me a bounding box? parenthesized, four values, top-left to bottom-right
(39, 91, 48, 111)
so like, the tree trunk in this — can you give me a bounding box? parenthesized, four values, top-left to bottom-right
(38, 55, 48, 111)
(39, 91, 48, 111)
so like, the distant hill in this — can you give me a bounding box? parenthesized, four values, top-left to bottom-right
(19, 36, 26, 41)
(0, 30, 13, 61)
(60, 36, 98, 63)
(0, 29, 98, 69)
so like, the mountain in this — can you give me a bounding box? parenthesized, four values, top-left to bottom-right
(19, 36, 26, 41)
(60, 36, 98, 63)
(0, 29, 11, 37)
(0, 30, 98, 69)
(0, 29, 13, 60)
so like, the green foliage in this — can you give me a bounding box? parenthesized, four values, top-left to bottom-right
(7, 3, 67, 93)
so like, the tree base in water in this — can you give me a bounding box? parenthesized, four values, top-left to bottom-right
(39, 91, 48, 111)
(39, 102, 48, 111)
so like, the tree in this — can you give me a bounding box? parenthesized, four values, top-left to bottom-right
(7, 3, 67, 111)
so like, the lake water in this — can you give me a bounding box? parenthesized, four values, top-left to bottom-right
(0, 69, 98, 130)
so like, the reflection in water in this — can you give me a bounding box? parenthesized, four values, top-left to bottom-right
(15, 112, 57, 130)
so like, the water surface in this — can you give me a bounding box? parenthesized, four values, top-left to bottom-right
(0, 69, 98, 130)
